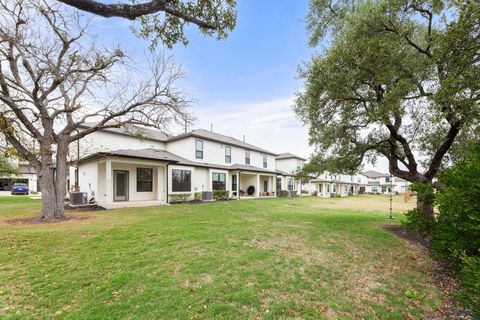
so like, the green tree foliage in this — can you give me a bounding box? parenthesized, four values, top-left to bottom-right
(432, 144, 480, 316)
(433, 144, 480, 262)
(0, 155, 18, 177)
(296, 0, 480, 194)
(57, 0, 237, 48)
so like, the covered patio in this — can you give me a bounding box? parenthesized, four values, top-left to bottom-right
(234, 171, 276, 199)
(77, 149, 181, 209)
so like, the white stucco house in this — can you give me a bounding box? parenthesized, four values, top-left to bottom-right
(275, 153, 306, 194)
(74, 124, 307, 208)
(309, 173, 360, 197)
(0, 157, 39, 192)
(358, 170, 411, 194)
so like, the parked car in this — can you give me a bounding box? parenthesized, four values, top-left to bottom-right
(11, 183, 29, 195)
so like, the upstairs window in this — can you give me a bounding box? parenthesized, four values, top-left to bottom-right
(245, 150, 250, 165)
(212, 172, 226, 190)
(263, 155, 267, 168)
(137, 168, 153, 192)
(195, 140, 203, 159)
(225, 146, 231, 163)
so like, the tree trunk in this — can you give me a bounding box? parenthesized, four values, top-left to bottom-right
(417, 201, 435, 221)
(36, 143, 66, 220)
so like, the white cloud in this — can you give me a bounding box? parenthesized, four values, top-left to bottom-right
(177, 96, 390, 173)
(183, 96, 314, 159)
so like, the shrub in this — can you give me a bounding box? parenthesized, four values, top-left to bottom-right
(194, 192, 201, 201)
(430, 144, 480, 315)
(277, 190, 289, 197)
(169, 193, 191, 203)
(312, 191, 318, 196)
(213, 190, 229, 200)
(291, 190, 298, 197)
(402, 208, 435, 237)
(457, 255, 480, 317)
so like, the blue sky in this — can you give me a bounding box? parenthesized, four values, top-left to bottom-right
(91, 0, 388, 171)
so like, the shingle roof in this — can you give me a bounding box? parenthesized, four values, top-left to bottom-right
(361, 170, 390, 178)
(276, 153, 306, 161)
(78, 122, 172, 142)
(79, 149, 184, 163)
(167, 129, 277, 156)
(79, 148, 278, 174)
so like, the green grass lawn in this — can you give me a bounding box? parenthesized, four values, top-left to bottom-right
(0, 195, 441, 319)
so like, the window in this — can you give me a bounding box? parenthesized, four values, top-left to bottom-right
(276, 177, 282, 191)
(232, 174, 237, 191)
(385, 176, 391, 183)
(195, 140, 203, 159)
(287, 178, 294, 191)
(245, 150, 250, 164)
(225, 146, 231, 163)
(172, 169, 191, 192)
(263, 180, 268, 192)
(327, 184, 330, 192)
(263, 155, 267, 168)
(372, 186, 378, 193)
(137, 168, 153, 192)
(212, 172, 226, 190)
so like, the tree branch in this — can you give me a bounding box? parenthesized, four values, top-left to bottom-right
(57, 0, 218, 29)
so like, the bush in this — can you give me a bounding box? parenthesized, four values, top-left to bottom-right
(312, 191, 318, 196)
(277, 190, 289, 197)
(169, 193, 191, 203)
(402, 208, 435, 237)
(194, 192, 201, 201)
(213, 190, 229, 200)
(430, 144, 480, 315)
(457, 255, 480, 317)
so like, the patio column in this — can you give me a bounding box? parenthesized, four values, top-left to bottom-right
(105, 159, 113, 204)
(256, 174, 260, 198)
(157, 166, 164, 201)
(237, 172, 240, 199)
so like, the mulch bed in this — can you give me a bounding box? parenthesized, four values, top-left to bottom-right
(383, 225, 473, 320)
(6, 215, 92, 225)
(64, 204, 106, 212)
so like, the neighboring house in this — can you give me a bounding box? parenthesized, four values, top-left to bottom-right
(0, 158, 38, 192)
(359, 170, 411, 194)
(275, 153, 306, 195)
(76, 124, 281, 208)
(309, 173, 360, 197)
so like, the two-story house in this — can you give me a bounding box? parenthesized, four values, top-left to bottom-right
(359, 170, 410, 194)
(309, 173, 360, 197)
(76, 124, 281, 208)
(275, 153, 306, 194)
(0, 157, 39, 192)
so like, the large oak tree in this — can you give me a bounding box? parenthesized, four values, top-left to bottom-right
(57, 0, 237, 48)
(296, 0, 480, 219)
(0, 0, 190, 220)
